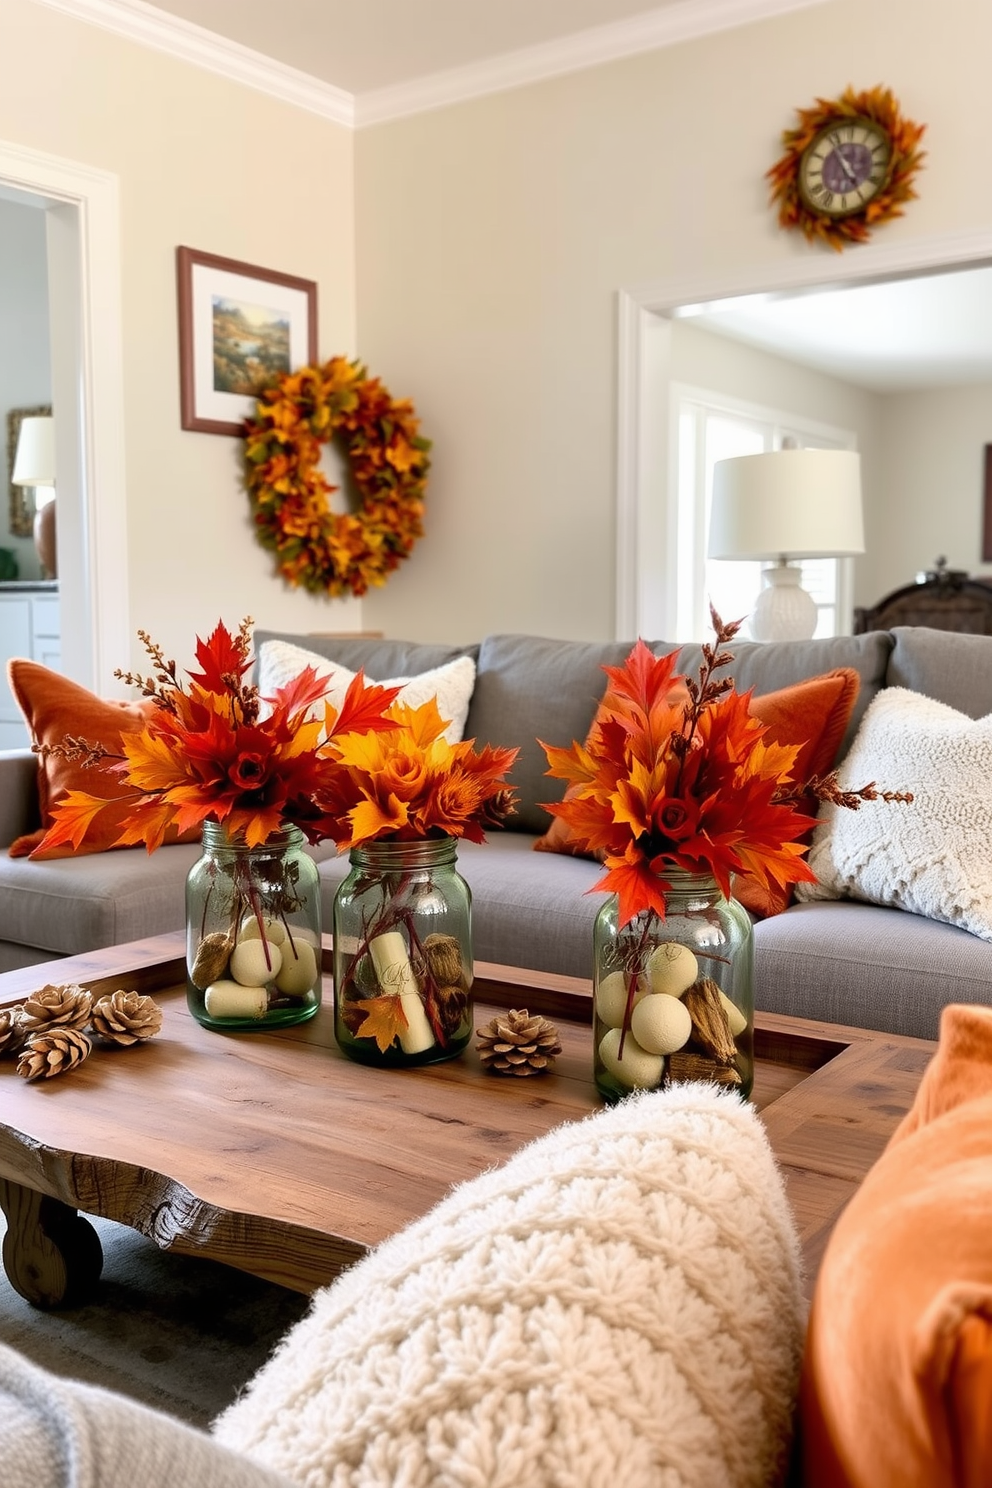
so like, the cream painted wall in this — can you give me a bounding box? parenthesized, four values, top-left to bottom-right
(357, 0, 992, 642)
(876, 383, 992, 590)
(0, 0, 357, 675)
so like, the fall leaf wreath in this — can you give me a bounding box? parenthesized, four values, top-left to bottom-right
(766, 84, 926, 251)
(243, 356, 431, 598)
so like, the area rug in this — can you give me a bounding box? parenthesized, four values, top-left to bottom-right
(0, 1212, 311, 1427)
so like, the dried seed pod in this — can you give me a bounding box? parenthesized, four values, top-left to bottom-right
(91, 990, 164, 1046)
(668, 1050, 743, 1088)
(17, 1026, 92, 1081)
(0, 1006, 26, 1056)
(433, 984, 469, 1039)
(683, 977, 737, 1065)
(190, 932, 234, 990)
(476, 1008, 562, 1076)
(21, 983, 93, 1033)
(422, 933, 469, 990)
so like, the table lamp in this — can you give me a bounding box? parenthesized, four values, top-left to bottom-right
(12, 414, 57, 578)
(708, 449, 864, 642)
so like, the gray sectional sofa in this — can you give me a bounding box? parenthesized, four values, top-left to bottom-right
(2, 625, 990, 1041)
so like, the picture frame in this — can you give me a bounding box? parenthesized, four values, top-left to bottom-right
(984, 444, 992, 563)
(7, 403, 52, 537)
(176, 247, 317, 435)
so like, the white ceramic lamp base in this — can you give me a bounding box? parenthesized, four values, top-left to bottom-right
(750, 565, 817, 643)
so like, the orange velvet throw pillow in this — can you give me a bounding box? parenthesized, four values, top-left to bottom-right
(801, 1002, 992, 1488)
(7, 659, 198, 860)
(533, 668, 859, 918)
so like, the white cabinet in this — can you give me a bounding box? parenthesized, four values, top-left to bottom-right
(0, 587, 61, 750)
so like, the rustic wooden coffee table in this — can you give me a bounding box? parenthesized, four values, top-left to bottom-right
(0, 931, 936, 1308)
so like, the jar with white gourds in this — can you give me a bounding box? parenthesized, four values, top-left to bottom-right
(592, 870, 753, 1102)
(185, 822, 322, 1030)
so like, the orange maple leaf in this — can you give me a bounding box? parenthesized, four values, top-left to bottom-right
(353, 994, 409, 1053)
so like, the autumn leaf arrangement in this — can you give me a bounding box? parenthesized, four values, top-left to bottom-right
(328, 699, 519, 1057)
(0, 983, 163, 1083)
(541, 610, 909, 928)
(539, 612, 911, 1093)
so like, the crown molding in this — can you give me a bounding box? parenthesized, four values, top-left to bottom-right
(30, 0, 355, 126)
(356, 0, 830, 126)
(34, 0, 828, 129)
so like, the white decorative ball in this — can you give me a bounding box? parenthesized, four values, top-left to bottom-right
(598, 1026, 663, 1090)
(595, 970, 646, 1029)
(630, 992, 693, 1056)
(276, 938, 318, 996)
(204, 980, 268, 1019)
(238, 914, 288, 947)
(718, 988, 748, 1038)
(230, 938, 283, 987)
(644, 942, 698, 997)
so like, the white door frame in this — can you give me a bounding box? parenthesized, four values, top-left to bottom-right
(0, 138, 127, 693)
(616, 226, 992, 641)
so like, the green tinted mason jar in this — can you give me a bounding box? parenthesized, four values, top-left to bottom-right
(592, 869, 754, 1103)
(332, 835, 473, 1067)
(185, 821, 322, 1031)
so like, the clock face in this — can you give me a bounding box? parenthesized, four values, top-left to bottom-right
(797, 118, 892, 218)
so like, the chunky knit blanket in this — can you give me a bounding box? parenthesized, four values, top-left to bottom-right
(214, 1085, 804, 1488)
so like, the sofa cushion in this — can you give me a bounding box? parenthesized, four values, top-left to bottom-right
(256, 637, 477, 742)
(464, 634, 640, 834)
(6, 661, 200, 861)
(752, 899, 992, 1040)
(886, 625, 992, 714)
(214, 1083, 805, 1488)
(799, 687, 992, 942)
(801, 1003, 992, 1488)
(532, 668, 860, 921)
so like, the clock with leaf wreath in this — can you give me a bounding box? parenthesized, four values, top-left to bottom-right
(767, 85, 926, 250)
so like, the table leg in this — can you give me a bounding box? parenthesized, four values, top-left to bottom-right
(0, 1178, 104, 1308)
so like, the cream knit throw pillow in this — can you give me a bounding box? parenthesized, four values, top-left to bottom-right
(257, 639, 477, 744)
(214, 1085, 804, 1488)
(797, 687, 992, 939)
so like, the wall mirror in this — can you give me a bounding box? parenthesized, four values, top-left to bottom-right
(7, 402, 52, 537)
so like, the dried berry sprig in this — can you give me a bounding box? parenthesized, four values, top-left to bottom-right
(671, 604, 742, 777)
(33, 734, 125, 768)
(773, 773, 914, 812)
(805, 772, 915, 811)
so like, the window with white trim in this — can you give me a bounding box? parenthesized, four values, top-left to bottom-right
(674, 386, 856, 642)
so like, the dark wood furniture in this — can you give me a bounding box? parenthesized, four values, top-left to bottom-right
(854, 556, 992, 634)
(0, 932, 935, 1308)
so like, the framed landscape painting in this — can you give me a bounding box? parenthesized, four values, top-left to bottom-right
(177, 247, 318, 435)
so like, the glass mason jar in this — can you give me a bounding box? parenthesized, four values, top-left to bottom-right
(592, 870, 753, 1104)
(332, 835, 473, 1068)
(185, 821, 322, 1031)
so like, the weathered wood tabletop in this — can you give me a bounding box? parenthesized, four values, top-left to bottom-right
(0, 931, 935, 1306)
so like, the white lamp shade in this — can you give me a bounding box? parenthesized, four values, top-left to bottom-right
(708, 449, 864, 561)
(12, 415, 56, 487)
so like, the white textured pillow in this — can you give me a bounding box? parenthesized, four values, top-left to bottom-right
(797, 687, 992, 940)
(213, 1085, 804, 1488)
(258, 639, 476, 744)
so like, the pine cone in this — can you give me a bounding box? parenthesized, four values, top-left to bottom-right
(21, 983, 93, 1033)
(476, 1008, 562, 1076)
(0, 1007, 26, 1056)
(90, 990, 164, 1046)
(423, 933, 469, 989)
(17, 1026, 92, 1081)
